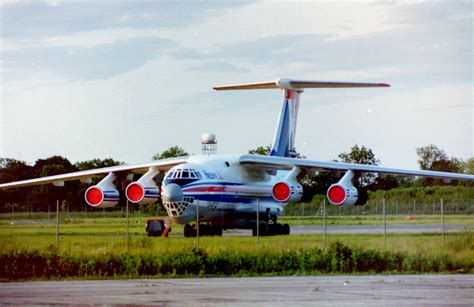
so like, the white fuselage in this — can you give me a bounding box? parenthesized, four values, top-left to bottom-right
(161, 155, 287, 228)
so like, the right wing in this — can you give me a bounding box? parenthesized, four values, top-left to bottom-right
(0, 157, 188, 189)
(239, 154, 474, 181)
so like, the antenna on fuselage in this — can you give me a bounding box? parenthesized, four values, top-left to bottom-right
(201, 132, 217, 155)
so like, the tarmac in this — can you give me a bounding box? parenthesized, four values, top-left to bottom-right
(1, 275, 473, 305)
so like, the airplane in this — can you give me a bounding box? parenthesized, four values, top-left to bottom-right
(1, 78, 473, 237)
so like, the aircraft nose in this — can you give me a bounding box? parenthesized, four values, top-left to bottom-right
(162, 183, 183, 203)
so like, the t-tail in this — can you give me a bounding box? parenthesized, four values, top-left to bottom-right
(213, 78, 389, 157)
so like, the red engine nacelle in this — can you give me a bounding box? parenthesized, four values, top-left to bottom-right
(125, 168, 161, 205)
(327, 183, 358, 206)
(85, 185, 120, 208)
(125, 182, 160, 205)
(272, 181, 303, 203)
(84, 173, 120, 208)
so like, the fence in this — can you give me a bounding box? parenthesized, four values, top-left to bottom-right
(284, 199, 474, 216)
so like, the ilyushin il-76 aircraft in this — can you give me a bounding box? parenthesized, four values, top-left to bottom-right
(1, 78, 473, 237)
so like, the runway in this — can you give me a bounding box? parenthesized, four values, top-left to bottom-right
(1, 275, 472, 305)
(223, 223, 472, 236)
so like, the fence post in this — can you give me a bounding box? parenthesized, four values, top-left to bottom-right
(196, 200, 200, 246)
(56, 200, 60, 247)
(441, 198, 445, 244)
(323, 199, 327, 247)
(383, 198, 387, 247)
(126, 200, 130, 252)
(256, 199, 260, 247)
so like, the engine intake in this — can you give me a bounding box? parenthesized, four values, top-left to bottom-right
(272, 180, 303, 203)
(84, 173, 119, 208)
(125, 167, 161, 205)
(326, 170, 367, 207)
(327, 183, 358, 206)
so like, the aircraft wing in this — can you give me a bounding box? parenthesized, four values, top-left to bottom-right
(239, 154, 474, 181)
(0, 157, 188, 189)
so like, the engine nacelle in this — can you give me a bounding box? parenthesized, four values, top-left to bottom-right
(327, 183, 358, 206)
(125, 182, 160, 204)
(125, 168, 160, 205)
(326, 170, 368, 206)
(272, 180, 303, 203)
(85, 173, 120, 208)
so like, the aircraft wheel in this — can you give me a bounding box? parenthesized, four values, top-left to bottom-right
(252, 222, 268, 236)
(274, 223, 284, 235)
(184, 224, 194, 237)
(199, 224, 210, 236)
(215, 227, 223, 236)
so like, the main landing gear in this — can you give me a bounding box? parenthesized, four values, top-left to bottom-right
(252, 222, 290, 236)
(184, 223, 223, 237)
(252, 211, 290, 236)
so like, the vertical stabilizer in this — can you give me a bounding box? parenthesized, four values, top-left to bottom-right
(213, 78, 389, 158)
(270, 89, 301, 157)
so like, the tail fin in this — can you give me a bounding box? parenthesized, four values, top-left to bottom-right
(214, 78, 389, 157)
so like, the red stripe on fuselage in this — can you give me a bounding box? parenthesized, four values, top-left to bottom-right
(183, 185, 271, 195)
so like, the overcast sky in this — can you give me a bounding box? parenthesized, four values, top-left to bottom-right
(1, 0, 472, 169)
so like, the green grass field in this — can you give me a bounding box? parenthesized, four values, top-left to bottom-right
(0, 213, 472, 256)
(1, 213, 472, 280)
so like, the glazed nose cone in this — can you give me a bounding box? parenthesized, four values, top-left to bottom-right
(161, 183, 183, 203)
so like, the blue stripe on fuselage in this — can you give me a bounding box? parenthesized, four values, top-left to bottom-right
(185, 193, 273, 203)
(182, 181, 244, 188)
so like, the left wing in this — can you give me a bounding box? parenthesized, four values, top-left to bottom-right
(239, 154, 474, 181)
(0, 157, 188, 189)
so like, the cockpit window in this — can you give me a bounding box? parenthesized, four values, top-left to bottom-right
(165, 168, 202, 186)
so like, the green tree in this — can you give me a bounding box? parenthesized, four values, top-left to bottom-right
(416, 145, 464, 186)
(416, 144, 449, 170)
(338, 145, 380, 166)
(248, 145, 272, 155)
(0, 158, 34, 210)
(466, 157, 474, 174)
(75, 158, 123, 170)
(152, 146, 188, 160)
(337, 145, 380, 187)
(27, 156, 80, 211)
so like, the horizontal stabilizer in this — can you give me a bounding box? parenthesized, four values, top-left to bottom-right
(213, 78, 390, 91)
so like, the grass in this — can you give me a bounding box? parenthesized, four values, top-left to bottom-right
(2, 233, 473, 280)
(1, 213, 472, 280)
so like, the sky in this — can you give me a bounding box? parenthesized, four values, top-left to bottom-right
(1, 0, 472, 169)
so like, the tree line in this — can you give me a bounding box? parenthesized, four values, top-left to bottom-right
(0, 144, 472, 212)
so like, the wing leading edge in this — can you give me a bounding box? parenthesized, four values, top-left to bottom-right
(239, 154, 474, 181)
(0, 157, 188, 189)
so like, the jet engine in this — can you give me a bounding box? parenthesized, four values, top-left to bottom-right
(272, 167, 304, 203)
(326, 170, 368, 206)
(125, 168, 161, 205)
(85, 173, 120, 208)
(327, 182, 358, 206)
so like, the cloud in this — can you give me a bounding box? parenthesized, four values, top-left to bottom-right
(1, 1, 254, 39)
(3, 36, 177, 80)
